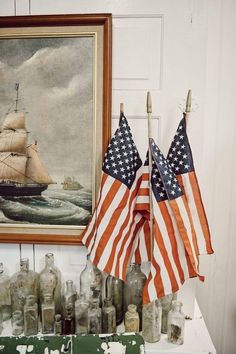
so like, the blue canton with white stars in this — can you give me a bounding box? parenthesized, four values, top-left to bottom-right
(167, 114, 194, 175)
(103, 113, 142, 189)
(149, 139, 183, 201)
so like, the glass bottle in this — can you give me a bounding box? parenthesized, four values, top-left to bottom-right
(124, 263, 146, 330)
(41, 293, 55, 334)
(142, 300, 162, 342)
(102, 298, 116, 334)
(75, 293, 89, 334)
(0, 308, 3, 335)
(10, 258, 39, 313)
(54, 314, 62, 335)
(160, 292, 177, 333)
(24, 295, 38, 336)
(167, 301, 185, 345)
(0, 262, 11, 321)
(106, 275, 124, 325)
(62, 303, 75, 335)
(88, 298, 102, 334)
(39, 253, 62, 314)
(62, 280, 77, 317)
(12, 310, 24, 336)
(80, 255, 103, 306)
(125, 304, 139, 333)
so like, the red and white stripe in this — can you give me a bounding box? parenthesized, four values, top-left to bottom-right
(142, 193, 201, 303)
(177, 172, 213, 255)
(81, 169, 143, 281)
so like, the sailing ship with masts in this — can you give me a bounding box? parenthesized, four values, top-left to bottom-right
(0, 83, 53, 196)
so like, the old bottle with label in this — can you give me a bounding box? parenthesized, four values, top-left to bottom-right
(125, 304, 139, 332)
(24, 295, 38, 336)
(106, 275, 124, 325)
(62, 303, 75, 335)
(75, 293, 89, 334)
(12, 310, 24, 336)
(10, 258, 39, 313)
(88, 298, 102, 334)
(0, 262, 11, 321)
(160, 292, 177, 333)
(142, 300, 162, 342)
(102, 298, 116, 334)
(80, 255, 103, 306)
(39, 253, 62, 314)
(41, 293, 55, 334)
(167, 300, 185, 345)
(62, 280, 77, 317)
(124, 263, 146, 330)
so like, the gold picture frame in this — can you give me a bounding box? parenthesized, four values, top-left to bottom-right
(0, 14, 112, 245)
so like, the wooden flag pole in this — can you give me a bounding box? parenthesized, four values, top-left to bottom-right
(185, 89, 192, 114)
(147, 92, 154, 260)
(120, 102, 124, 114)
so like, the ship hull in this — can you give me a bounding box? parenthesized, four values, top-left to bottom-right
(0, 184, 48, 197)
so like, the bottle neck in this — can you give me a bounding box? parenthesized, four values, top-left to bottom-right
(172, 300, 182, 312)
(45, 253, 55, 268)
(20, 259, 29, 272)
(66, 280, 74, 292)
(131, 263, 141, 272)
(0, 262, 3, 276)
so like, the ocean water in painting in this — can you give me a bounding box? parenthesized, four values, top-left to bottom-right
(0, 188, 92, 226)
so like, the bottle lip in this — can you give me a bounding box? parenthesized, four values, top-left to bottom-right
(128, 304, 137, 312)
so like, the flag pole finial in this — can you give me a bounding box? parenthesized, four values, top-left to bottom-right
(185, 89, 192, 113)
(120, 103, 124, 114)
(147, 91, 152, 113)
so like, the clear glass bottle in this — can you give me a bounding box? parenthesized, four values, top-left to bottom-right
(167, 301, 185, 345)
(80, 255, 102, 305)
(54, 314, 62, 335)
(62, 303, 75, 335)
(39, 253, 62, 314)
(125, 304, 139, 333)
(142, 300, 162, 342)
(124, 263, 146, 330)
(0, 262, 11, 321)
(75, 293, 89, 334)
(160, 293, 177, 333)
(12, 310, 24, 336)
(0, 308, 3, 335)
(10, 258, 39, 313)
(106, 275, 124, 325)
(41, 293, 55, 334)
(62, 280, 77, 317)
(102, 298, 116, 334)
(88, 298, 102, 334)
(24, 295, 38, 336)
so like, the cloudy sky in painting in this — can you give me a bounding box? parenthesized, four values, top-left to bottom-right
(0, 37, 93, 189)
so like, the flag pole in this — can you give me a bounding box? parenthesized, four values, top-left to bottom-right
(185, 89, 192, 114)
(147, 92, 154, 260)
(120, 102, 124, 114)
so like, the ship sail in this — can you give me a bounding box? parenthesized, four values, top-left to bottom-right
(0, 84, 53, 196)
(2, 111, 26, 130)
(26, 143, 53, 185)
(0, 130, 27, 154)
(0, 152, 27, 184)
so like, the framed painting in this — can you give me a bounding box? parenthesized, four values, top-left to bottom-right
(0, 14, 112, 244)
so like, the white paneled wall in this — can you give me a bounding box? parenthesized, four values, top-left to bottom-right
(0, 1, 235, 353)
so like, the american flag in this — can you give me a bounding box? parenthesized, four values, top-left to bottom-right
(136, 139, 203, 304)
(82, 113, 144, 280)
(167, 114, 214, 255)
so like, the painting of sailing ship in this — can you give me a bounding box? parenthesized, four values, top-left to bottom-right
(0, 36, 94, 227)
